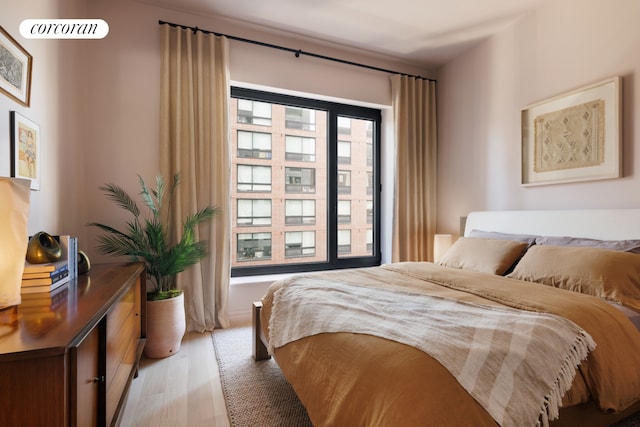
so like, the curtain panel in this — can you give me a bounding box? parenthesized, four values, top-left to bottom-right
(391, 75, 438, 262)
(159, 23, 231, 331)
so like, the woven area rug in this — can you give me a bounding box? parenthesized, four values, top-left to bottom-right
(212, 326, 313, 427)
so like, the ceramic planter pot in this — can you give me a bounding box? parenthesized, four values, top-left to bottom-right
(145, 292, 186, 358)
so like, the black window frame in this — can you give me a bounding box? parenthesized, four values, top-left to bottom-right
(231, 86, 382, 277)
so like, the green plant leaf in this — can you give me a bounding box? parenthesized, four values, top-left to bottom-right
(87, 173, 219, 298)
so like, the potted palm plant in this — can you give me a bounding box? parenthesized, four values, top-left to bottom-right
(88, 174, 218, 358)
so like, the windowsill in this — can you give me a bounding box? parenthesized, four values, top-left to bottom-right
(230, 272, 297, 286)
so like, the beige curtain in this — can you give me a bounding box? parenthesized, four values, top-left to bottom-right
(159, 24, 231, 331)
(391, 74, 438, 262)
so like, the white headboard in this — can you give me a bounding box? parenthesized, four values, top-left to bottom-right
(464, 209, 640, 240)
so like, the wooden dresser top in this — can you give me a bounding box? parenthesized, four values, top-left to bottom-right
(0, 262, 144, 360)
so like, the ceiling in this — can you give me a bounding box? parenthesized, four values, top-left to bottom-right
(147, 0, 547, 68)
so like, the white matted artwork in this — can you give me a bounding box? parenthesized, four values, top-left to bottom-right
(10, 111, 41, 190)
(521, 76, 621, 186)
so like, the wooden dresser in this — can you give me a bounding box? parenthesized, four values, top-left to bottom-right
(0, 263, 146, 427)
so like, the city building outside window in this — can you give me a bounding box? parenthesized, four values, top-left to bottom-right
(237, 232, 272, 261)
(237, 130, 271, 159)
(285, 135, 316, 161)
(236, 165, 271, 192)
(337, 200, 351, 224)
(284, 231, 316, 258)
(237, 99, 272, 126)
(237, 199, 272, 226)
(285, 167, 316, 193)
(285, 199, 316, 225)
(231, 87, 381, 276)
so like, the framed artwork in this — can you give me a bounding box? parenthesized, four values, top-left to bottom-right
(10, 111, 41, 190)
(0, 25, 32, 106)
(521, 76, 621, 186)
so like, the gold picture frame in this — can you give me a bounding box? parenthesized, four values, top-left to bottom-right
(10, 111, 41, 190)
(0, 25, 32, 106)
(521, 76, 621, 186)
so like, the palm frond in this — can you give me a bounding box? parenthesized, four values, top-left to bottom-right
(99, 184, 140, 217)
(138, 175, 159, 217)
(88, 173, 219, 298)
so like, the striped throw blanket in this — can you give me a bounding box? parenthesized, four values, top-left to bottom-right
(269, 277, 596, 427)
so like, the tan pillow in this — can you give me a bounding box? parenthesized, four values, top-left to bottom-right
(507, 245, 640, 310)
(438, 237, 528, 275)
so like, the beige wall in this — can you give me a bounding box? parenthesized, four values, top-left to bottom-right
(437, 0, 640, 237)
(1, 0, 85, 239)
(7, 0, 638, 318)
(83, 0, 433, 265)
(3, 0, 433, 264)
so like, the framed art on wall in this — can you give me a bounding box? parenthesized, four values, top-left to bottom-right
(0, 25, 32, 106)
(521, 76, 621, 186)
(10, 111, 41, 190)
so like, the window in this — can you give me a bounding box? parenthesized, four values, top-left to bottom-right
(337, 229, 351, 254)
(237, 232, 272, 261)
(285, 136, 316, 161)
(285, 231, 316, 258)
(337, 200, 351, 224)
(338, 116, 351, 135)
(237, 131, 271, 159)
(285, 106, 316, 131)
(337, 140, 350, 164)
(366, 200, 373, 224)
(285, 199, 316, 225)
(337, 170, 351, 194)
(237, 199, 271, 226)
(231, 87, 381, 276)
(237, 99, 272, 126)
(237, 165, 271, 192)
(285, 167, 315, 193)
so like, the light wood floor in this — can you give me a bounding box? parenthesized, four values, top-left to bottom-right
(118, 331, 231, 427)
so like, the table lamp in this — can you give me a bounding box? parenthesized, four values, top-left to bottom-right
(0, 178, 31, 308)
(433, 233, 453, 263)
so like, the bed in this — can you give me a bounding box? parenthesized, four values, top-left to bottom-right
(252, 209, 640, 427)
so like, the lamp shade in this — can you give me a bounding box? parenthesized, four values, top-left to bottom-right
(0, 178, 31, 308)
(433, 234, 453, 263)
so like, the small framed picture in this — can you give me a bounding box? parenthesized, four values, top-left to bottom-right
(0, 25, 32, 106)
(10, 111, 41, 190)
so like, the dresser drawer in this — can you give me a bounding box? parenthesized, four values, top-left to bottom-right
(105, 275, 142, 426)
(106, 311, 139, 425)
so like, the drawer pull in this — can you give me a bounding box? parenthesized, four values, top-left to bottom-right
(92, 376, 105, 384)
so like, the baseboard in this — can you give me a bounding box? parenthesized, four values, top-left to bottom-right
(228, 309, 251, 326)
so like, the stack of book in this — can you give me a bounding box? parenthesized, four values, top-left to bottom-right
(20, 284, 70, 314)
(22, 259, 70, 294)
(21, 235, 78, 294)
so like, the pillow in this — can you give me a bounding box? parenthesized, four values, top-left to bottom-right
(469, 229, 537, 246)
(438, 237, 529, 275)
(535, 235, 640, 254)
(507, 245, 640, 311)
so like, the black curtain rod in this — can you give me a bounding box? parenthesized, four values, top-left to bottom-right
(159, 20, 436, 83)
